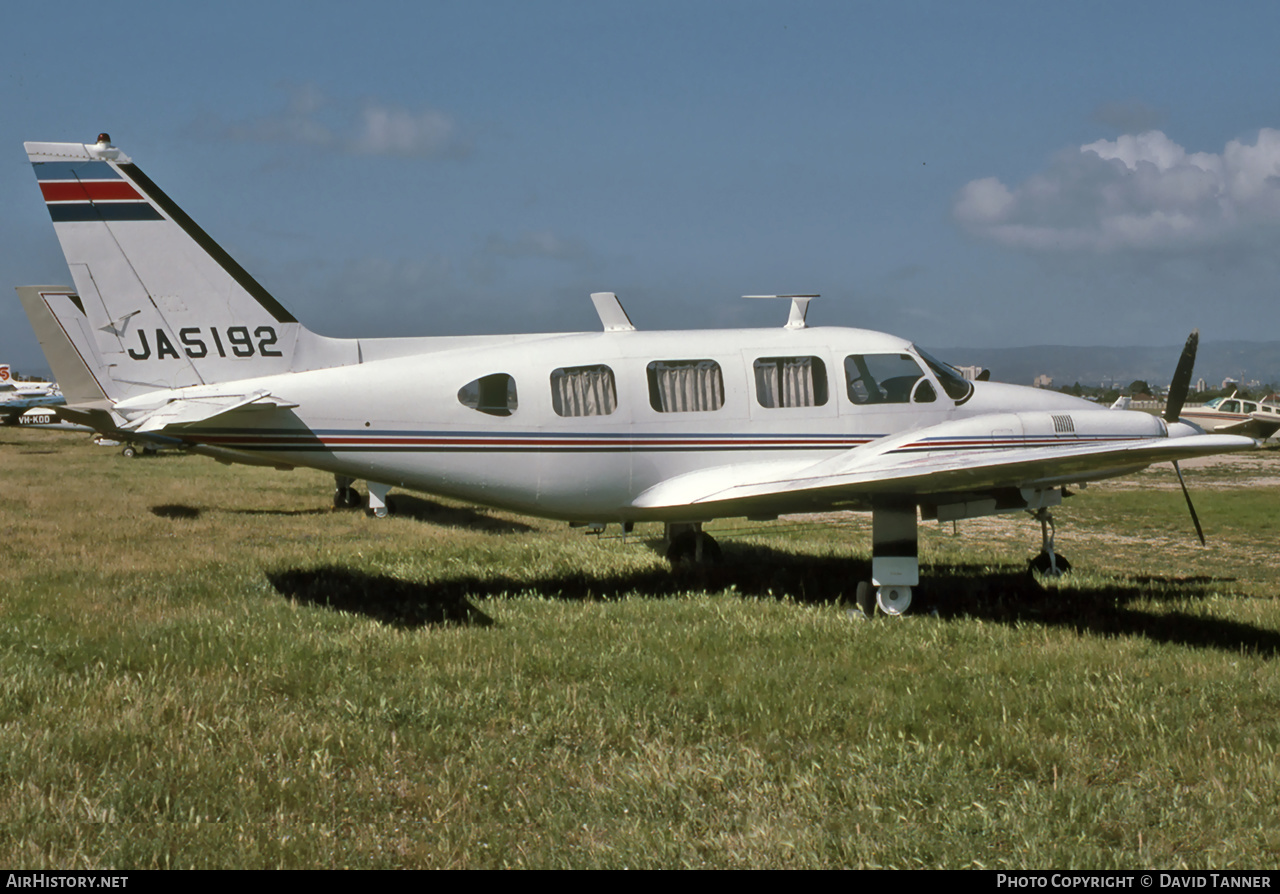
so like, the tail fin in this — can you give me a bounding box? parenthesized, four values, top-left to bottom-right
(25, 136, 354, 401)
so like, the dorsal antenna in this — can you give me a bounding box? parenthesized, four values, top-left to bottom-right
(742, 294, 819, 329)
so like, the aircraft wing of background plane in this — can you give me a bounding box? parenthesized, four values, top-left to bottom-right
(1204, 416, 1280, 441)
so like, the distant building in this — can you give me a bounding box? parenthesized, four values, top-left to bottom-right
(1222, 377, 1239, 391)
(1034, 374, 1053, 389)
(955, 365, 984, 382)
(1196, 378, 1205, 393)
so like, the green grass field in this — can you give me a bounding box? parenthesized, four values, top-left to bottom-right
(2, 430, 1278, 868)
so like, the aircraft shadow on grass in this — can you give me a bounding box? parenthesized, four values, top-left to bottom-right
(267, 566, 496, 629)
(150, 497, 533, 531)
(371, 494, 535, 534)
(150, 502, 331, 519)
(263, 540, 1280, 654)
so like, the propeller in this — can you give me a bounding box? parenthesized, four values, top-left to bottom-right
(1163, 329, 1206, 545)
(1172, 460, 1206, 546)
(1163, 329, 1198, 424)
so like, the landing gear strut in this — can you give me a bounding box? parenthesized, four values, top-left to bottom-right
(870, 501, 918, 616)
(366, 481, 392, 519)
(333, 475, 362, 509)
(665, 522, 722, 564)
(1029, 508, 1071, 576)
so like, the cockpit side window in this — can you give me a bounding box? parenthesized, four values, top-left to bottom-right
(458, 373, 518, 417)
(844, 353, 934, 405)
(754, 356, 828, 408)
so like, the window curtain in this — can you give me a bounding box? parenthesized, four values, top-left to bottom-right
(552, 365, 617, 417)
(651, 361, 724, 412)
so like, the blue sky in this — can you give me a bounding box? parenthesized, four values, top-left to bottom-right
(4, 1, 1280, 375)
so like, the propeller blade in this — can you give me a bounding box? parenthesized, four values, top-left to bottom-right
(1172, 460, 1206, 546)
(1164, 329, 1199, 423)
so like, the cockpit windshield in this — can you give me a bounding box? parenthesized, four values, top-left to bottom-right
(914, 346, 974, 404)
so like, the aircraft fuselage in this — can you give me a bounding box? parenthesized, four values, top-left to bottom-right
(135, 324, 1122, 522)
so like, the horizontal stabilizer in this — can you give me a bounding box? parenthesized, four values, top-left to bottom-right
(123, 391, 297, 433)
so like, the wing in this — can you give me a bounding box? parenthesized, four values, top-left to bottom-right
(1208, 416, 1280, 440)
(633, 410, 1256, 515)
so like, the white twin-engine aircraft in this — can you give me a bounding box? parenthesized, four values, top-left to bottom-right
(20, 135, 1255, 615)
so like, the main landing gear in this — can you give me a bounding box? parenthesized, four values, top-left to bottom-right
(864, 501, 918, 616)
(1028, 508, 1071, 577)
(332, 476, 394, 517)
(333, 475, 363, 509)
(664, 522, 722, 565)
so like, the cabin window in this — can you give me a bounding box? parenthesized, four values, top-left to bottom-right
(551, 364, 617, 417)
(458, 373, 518, 416)
(754, 356, 828, 408)
(647, 360, 724, 412)
(1220, 400, 1240, 413)
(844, 354, 934, 405)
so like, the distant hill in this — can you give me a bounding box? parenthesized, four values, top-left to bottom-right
(939, 341, 1280, 391)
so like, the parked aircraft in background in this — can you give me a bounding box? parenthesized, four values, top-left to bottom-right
(0, 363, 64, 425)
(17, 135, 1256, 615)
(1179, 392, 1280, 443)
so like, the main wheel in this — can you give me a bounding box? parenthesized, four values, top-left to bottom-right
(1029, 551, 1071, 576)
(665, 531, 722, 565)
(876, 585, 912, 616)
(855, 581, 874, 617)
(121, 445, 137, 458)
(333, 486, 362, 509)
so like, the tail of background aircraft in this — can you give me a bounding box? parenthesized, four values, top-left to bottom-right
(24, 135, 356, 403)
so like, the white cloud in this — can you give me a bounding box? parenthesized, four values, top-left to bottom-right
(953, 177, 1015, 225)
(953, 129, 1280, 253)
(350, 105, 461, 157)
(220, 84, 469, 159)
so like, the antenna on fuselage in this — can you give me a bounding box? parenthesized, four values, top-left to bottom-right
(742, 294, 819, 330)
(590, 292, 636, 332)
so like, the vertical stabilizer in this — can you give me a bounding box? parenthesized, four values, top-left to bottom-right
(25, 136, 355, 401)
